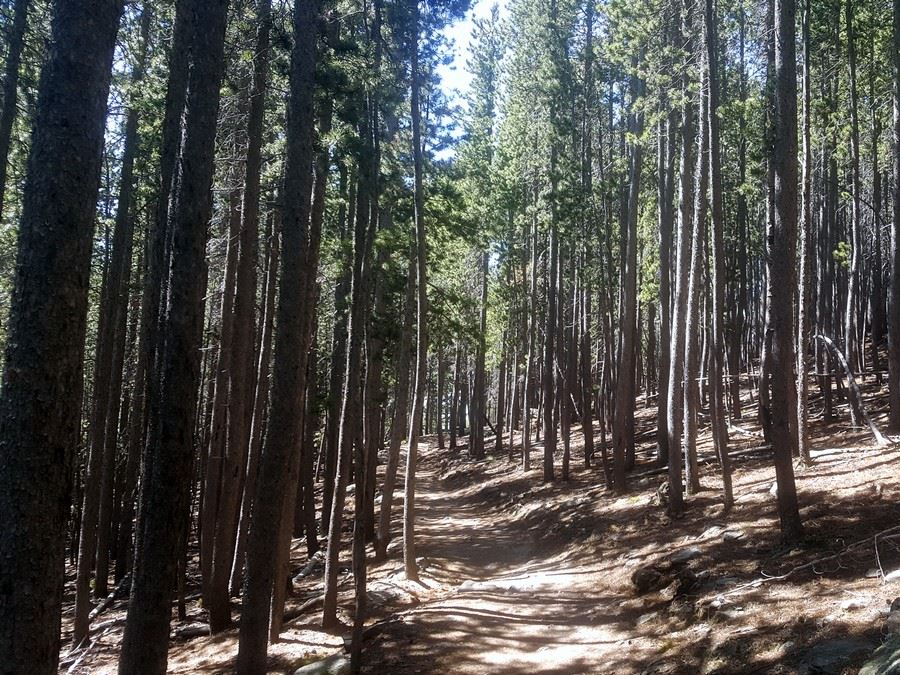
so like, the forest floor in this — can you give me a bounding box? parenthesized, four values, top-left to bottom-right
(61, 380, 900, 674)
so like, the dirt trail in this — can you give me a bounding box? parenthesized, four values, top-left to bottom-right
(362, 427, 900, 675)
(363, 450, 644, 674)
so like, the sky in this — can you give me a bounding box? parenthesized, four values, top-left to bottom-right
(435, 0, 509, 109)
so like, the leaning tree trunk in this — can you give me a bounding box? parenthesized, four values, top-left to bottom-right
(230, 209, 279, 596)
(119, 1, 230, 672)
(73, 9, 148, 641)
(375, 252, 415, 559)
(0, 2, 122, 670)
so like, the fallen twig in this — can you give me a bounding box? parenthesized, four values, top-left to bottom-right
(701, 523, 900, 605)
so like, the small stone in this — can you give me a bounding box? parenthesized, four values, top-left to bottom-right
(841, 597, 867, 611)
(778, 641, 797, 657)
(660, 580, 679, 601)
(671, 547, 702, 564)
(769, 481, 778, 497)
(701, 526, 723, 539)
(293, 653, 351, 675)
(884, 569, 900, 582)
(723, 529, 746, 542)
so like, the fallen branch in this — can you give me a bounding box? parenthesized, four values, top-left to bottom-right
(701, 523, 900, 605)
(728, 423, 764, 439)
(172, 623, 210, 640)
(64, 625, 112, 674)
(284, 594, 325, 623)
(88, 573, 131, 621)
(812, 334, 889, 446)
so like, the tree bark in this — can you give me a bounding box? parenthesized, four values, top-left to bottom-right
(844, 0, 862, 373)
(119, 0, 230, 671)
(231, 208, 279, 596)
(472, 251, 488, 459)
(706, 0, 732, 507)
(613, 73, 644, 492)
(796, 0, 812, 464)
(206, 0, 272, 632)
(684, 58, 709, 498)
(236, 0, 319, 670)
(404, 0, 427, 581)
(74, 10, 149, 634)
(0, 2, 122, 670)
(375, 253, 415, 559)
(666, 16, 695, 516)
(889, 0, 900, 430)
(769, 0, 803, 544)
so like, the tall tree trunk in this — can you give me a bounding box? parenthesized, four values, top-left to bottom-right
(769, 0, 803, 543)
(844, 0, 861, 372)
(543, 198, 558, 482)
(666, 16, 696, 516)
(495, 332, 506, 455)
(236, 0, 319, 670)
(890, 0, 900, 429)
(119, 1, 230, 671)
(0, 2, 122, 670)
(207, 0, 272, 631)
(0, 0, 30, 219)
(450, 341, 461, 449)
(706, 0, 732, 507)
(472, 251, 488, 459)
(796, 0, 812, 463)
(231, 208, 279, 595)
(657, 110, 676, 465)
(731, 2, 748, 422)
(439, 345, 448, 450)
(375, 252, 415, 559)
(684, 62, 708, 497)
(74, 8, 148, 641)
(144, 0, 191, 417)
(613, 73, 644, 492)
(523, 210, 538, 470)
(320, 167, 351, 532)
(200, 184, 241, 593)
(404, 0, 427, 582)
